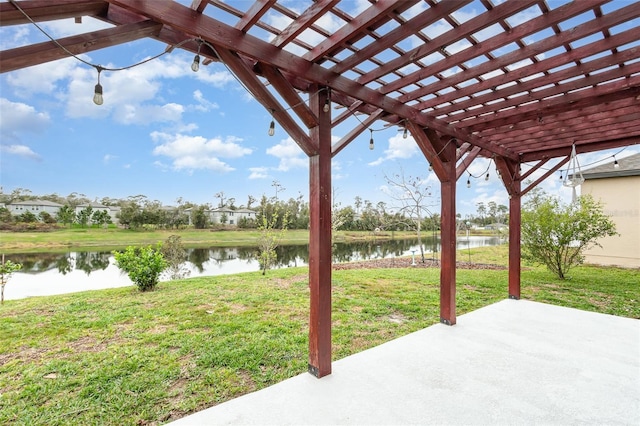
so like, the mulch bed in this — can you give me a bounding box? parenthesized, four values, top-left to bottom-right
(333, 257, 507, 270)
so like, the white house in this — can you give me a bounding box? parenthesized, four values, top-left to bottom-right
(211, 207, 257, 225)
(186, 206, 257, 226)
(7, 199, 63, 217)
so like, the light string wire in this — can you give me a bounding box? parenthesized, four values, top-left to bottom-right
(14, 0, 629, 170)
(8, 0, 192, 73)
(10, 0, 326, 115)
(199, 38, 328, 116)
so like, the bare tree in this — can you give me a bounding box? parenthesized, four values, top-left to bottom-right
(246, 195, 256, 209)
(383, 168, 437, 262)
(271, 180, 285, 202)
(214, 192, 226, 208)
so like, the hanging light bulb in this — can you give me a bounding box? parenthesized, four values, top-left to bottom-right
(323, 98, 330, 113)
(613, 156, 620, 169)
(559, 171, 563, 180)
(93, 67, 103, 105)
(403, 127, 408, 139)
(485, 172, 489, 181)
(268, 119, 275, 136)
(191, 39, 202, 72)
(429, 163, 433, 172)
(191, 54, 200, 72)
(369, 129, 374, 150)
(466, 177, 471, 188)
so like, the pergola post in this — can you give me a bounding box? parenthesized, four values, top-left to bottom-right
(439, 141, 457, 325)
(495, 157, 522, 300)
(508, 179, 522, 299)
(308, 86, 332, 378)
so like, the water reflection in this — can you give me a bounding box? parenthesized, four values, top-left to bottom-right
(5, 236, 502, 300)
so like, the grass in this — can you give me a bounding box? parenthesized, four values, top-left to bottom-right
(0, 246, 638, 425)
(0, 228, 417, 252)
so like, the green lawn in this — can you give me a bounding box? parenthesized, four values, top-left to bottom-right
(1, 246, 637, 425)
(0, 228, 417, 252)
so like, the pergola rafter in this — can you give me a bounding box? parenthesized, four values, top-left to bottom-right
(1, 0, 638, 379)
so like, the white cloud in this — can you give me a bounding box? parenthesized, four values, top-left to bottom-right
(113, 103, 185, 125)
(6, 57, 80, 96)
(41, 17, 113, 38)
(0, 26, 31, 50)
(103, 154, 117, 164)
(0, 144, 41, 161)
(193, 90, 219, 112)
(248, 167, 269, 180)
(266, 137, 308, 171)
(5, 52, 232, 124)
(0, 98, 50, 142)
(368, 133, 419, 166)
(151, 132, 252, 172)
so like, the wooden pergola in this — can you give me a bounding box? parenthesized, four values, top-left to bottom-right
(2, 0, 638, 378)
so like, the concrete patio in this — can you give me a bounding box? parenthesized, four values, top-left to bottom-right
(171, 299, 639, 425)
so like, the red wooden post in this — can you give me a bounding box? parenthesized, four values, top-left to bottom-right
(308, 86, 332, 378)
(508, 182, 521, 300)
(439, 142, 457, 325)
(495, 157, 522, 300)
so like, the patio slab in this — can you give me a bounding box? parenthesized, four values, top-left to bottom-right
(171, 299, 640, 425)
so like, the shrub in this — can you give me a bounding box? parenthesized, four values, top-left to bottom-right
(522, 193, 617, 279)
(113, 244, 168, 292)
(161, 235, 190, 280)
(1, 257, 22, 304)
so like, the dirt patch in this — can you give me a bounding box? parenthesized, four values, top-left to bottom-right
(0, 346, 49, 365)
(272, 274, 307, 289)
(387, 312, 407, 324)
(333, 257, 507, 270)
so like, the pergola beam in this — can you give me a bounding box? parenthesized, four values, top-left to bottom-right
(272, 0, 339, 48)
(470, 87, 640, 134)
(332, 109, 385, 158)
(331, 0, 471, 75)
(446, 57, 640, 122)
(0, 0, 108, 26)
(260, 64, 319, 129)
(104, 0, 518, 160)
(235, 0, 276, 33)
(0, 20, 162, 73)
(417, 24, 639, 111)
(213, 47, 316, 156)
(401, 1, 639, 103)
(365, 0, 541, 89)
(460, 75, 640, 132)
(303, 0, 417, 63)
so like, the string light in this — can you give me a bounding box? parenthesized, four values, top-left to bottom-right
(191, 54, 200, 72)
(191, 39, 202, 72)
(93, 66, 104, 105)
(403, 127, 408, 139)
(267, 109, 276, 136)
(369, 129, 374, 150)
(323, 98, 330, 113)
(429, 163, 433, 172)
(466, 175, 471, 188)
(613, 155, 620, 169)
(485, 172, 489, 181)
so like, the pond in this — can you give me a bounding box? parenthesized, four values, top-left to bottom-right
(4, 235, 503, 300)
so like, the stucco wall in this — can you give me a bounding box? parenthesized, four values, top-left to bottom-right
(581, 175, 640, 268)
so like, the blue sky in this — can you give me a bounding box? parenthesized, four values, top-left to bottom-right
(1, 0, 638, 217)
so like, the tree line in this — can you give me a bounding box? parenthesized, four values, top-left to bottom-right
(0, 187, 444, 233)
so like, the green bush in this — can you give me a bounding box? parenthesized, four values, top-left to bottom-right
(113, 244, 168, 292)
